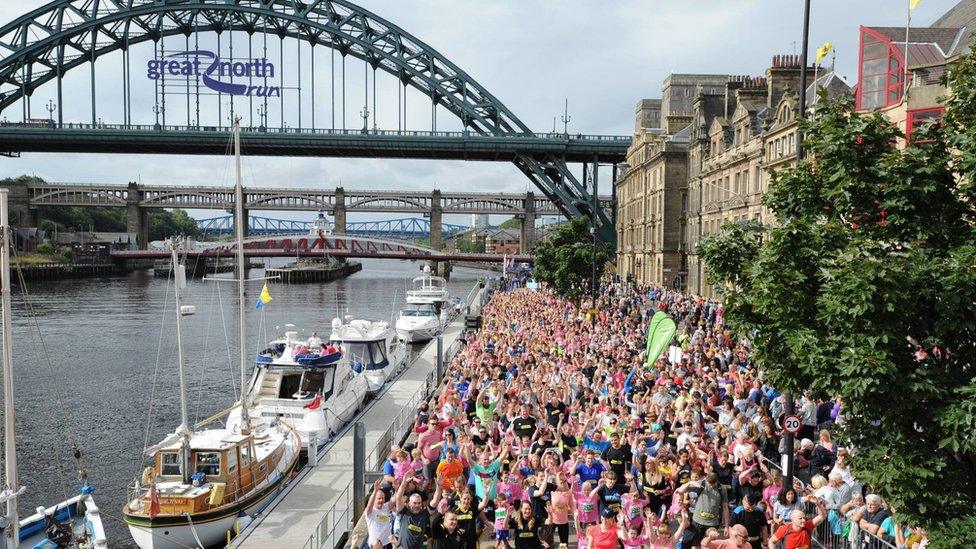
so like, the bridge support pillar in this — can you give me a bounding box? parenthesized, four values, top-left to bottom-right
(333, 187, 346, 234)
(436, 261, 452, 280)
(126, 182, 149, 250)
(429, 189, 443, 250)
(520, 191, 536, 254)
(3, 179, 35, 230)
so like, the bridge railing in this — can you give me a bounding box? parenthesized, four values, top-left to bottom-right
(0, 121, 630, 143)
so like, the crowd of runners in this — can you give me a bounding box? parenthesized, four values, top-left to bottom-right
(361, 280, 929, 549)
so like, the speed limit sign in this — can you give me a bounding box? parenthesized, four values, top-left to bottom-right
(783, 415, 802, 435)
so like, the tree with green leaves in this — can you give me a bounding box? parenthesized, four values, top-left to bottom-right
(533, 216, 611, 303)
(700, 58, 976, 543)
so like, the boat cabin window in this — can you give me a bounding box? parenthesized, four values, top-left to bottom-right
(161, 452, 181, 476)
(195, 452, 221, 477)
(227, 448, 238, 474)
(279, 373, 302, 398)
(279, 369, 335, 399)
(368, 341, 387, 368)
(402, 303, 436, 317)
(240, 443, 252, 466)
(345, 342, 369, 365)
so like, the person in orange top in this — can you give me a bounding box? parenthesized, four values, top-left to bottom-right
(586, 508, 621, 549)
(435, 448, 464, 489)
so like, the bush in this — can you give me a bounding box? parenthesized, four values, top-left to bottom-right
(59, 249, 73, 263)
(35, 243, 55, 255)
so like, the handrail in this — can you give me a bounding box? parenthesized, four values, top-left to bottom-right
(300, 284, 481, 549)
(0, 121, 631, 142)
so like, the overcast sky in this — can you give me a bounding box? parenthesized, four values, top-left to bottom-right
(0, 0, 960, 223)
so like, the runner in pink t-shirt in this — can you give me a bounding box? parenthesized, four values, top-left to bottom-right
(576, 480, 599, 525)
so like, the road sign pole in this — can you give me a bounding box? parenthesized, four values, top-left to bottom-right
(783, 410, 801, 490)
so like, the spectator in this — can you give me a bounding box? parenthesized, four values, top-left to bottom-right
(768, 503, 827, 549)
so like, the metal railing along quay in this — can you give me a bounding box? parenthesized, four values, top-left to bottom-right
(296, 281, 483, 549)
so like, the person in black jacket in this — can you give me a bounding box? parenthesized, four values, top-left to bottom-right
(430, 510, 465, 549)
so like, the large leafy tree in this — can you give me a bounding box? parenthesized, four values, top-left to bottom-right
(700, 57, 976, 542)
(534, 216, 611, 303)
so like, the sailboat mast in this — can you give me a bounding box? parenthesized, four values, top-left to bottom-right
(171, 245, 191, 483)
(233, 119, 250, 420)
(0, 190, 20, 547)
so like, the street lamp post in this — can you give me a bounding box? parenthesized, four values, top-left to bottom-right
(360, 107, 370, 134)
(561, 98, 572, 136)
(783, 0, 812, 494)
(45, 100, 56, 125)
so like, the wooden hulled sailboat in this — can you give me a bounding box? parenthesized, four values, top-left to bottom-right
(123, 120, 301, 549)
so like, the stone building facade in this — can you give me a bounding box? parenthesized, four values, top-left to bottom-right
(616, 1, 976, 296)
(615, 124, 690, 286)
(618, 60, 851, 295)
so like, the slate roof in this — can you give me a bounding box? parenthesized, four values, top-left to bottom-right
(932, 0, 976, 54)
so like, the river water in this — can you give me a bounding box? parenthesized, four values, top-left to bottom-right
(0, 258, 483, 547)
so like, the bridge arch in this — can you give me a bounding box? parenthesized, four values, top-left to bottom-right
(346, 196, 428, 211)
(141, 190, 232, 208)
(446, 198, 520, 212)
(0, 0, 613, 242)
(0, 1, 526, 135)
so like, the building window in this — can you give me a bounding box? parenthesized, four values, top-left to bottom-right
(857, 27, 907, 110)
(906, 107, 944, 143)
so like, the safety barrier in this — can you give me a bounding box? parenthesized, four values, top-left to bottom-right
(298, 283, 483, 549)
(760, 457, 901, 549)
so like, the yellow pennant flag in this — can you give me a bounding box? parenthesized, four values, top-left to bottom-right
(256, 282, 272, 309)
(910, 0, 922, 9)
(816, 42, 833, 64)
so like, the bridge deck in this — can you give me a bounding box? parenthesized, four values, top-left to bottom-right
(111, 248, 532, 263)
(232, 304, 471, 549)
(0, 125, 628, 163)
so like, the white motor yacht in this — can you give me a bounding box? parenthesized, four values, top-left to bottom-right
(226, 330, 369, 450)
(406, 266, 450, 304)
(330, 316, 407, 393)
(395, 297, 442, 343)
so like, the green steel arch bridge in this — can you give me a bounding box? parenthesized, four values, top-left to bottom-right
(0, 0, 627, 244)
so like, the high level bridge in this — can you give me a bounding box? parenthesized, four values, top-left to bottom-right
(0, 0, 629, 244)
(4, 180, 611, 252)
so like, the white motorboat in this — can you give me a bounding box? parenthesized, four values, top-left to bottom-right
(226, 329, 369, 450)
(0, 189, 109, 548)
(406, 266, 450, 304)
(124, 120, 300, 549)
(330, 316, 408, 393)
(395, 297, 442, 343)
